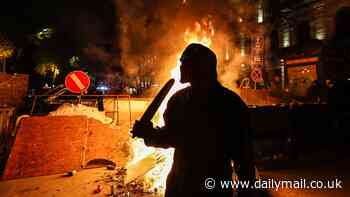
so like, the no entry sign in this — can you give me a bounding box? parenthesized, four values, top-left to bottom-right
(65, 71, 90, 93)
(250, 68, 264, 83)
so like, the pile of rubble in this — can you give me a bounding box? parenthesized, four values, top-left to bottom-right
(49, 103, 113, 124)
(48, 104, 162, 195)
(101, 166, 161, 197)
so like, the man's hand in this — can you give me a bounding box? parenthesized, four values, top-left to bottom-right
(131, 120, 154, 138)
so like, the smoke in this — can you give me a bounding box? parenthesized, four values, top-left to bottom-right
(115, 0, 258, 90)
(56, 1, 121, 75)
(83, 44, 113, 66)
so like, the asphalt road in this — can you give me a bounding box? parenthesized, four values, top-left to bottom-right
(259, 158, 349, 197)
(0, 158, 348, 197)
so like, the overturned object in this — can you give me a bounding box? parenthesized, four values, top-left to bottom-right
(3, 105, 131, 180)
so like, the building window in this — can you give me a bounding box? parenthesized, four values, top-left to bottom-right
(311, 19, 326, 40)
(257, 2, 264, 23)
(240, 36, 246, 56)
(281, 29, 290, 48)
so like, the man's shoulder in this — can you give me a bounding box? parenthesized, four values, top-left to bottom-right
(220, 86, 238, 97)
(169, 85, 247, 107)
(219, 86, 245, 104)
(167, 86, 191, 105)
(170, 86, 191, 99)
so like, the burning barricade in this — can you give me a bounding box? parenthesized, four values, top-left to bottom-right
(3, 99, 177, 195)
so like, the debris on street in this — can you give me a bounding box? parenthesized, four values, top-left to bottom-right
(49, 103, 113, 124)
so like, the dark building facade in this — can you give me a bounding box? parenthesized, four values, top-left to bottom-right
(270, 0, 350, 98)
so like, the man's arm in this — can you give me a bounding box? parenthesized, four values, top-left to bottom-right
(132, 95, 181, 148)
(133, 125, 178, 148)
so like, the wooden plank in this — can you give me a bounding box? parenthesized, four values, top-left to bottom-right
(3, 116, 131, 180)
(125, 153, 165, 184)
(3, 116, 87, 180)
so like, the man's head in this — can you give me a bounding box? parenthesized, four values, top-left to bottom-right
(179, 43, 217, 85)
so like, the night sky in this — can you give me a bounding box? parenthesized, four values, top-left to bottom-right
(1, 0, 119, 82)
(2, 1, 117, 43)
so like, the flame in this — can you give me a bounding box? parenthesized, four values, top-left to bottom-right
(225, 46, 230, 61)
(184, 20, 215, 47)
(128, 18, 214, 194)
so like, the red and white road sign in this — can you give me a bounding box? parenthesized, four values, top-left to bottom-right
(250, 68, 264, 83)
(65, 71, 90, 93)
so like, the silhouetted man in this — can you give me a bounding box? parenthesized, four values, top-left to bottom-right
(132, 43, 256, 197)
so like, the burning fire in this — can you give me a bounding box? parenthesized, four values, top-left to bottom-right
(184, 20, 215, 47)
(128, 18, 214, 194)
